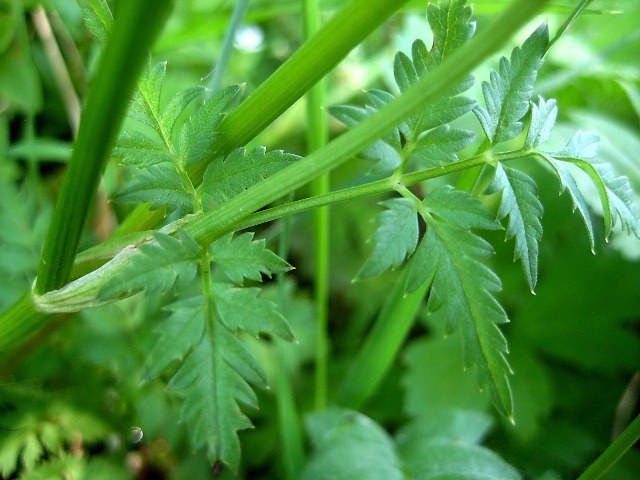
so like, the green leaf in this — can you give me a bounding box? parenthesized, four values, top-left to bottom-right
(411, 124, 476, 169)
(141, 296, 206, 382)
(211, 283, 294, 341)
(77, 0, 113, 44)
(426, 0, 476, 62)
(542, 158, 595, 252)
(356, 197, 419, 281)
(396, 409, 493, 447)
(416, 186, 512, 417)
(406, 186, 498, 292)
(112, 130, 173, 167)
(301, 408, 404, 480)
(180, 84, 241, 167)
(129, 61, 166, 132)
(161, 85, 206, 138)
(489, 163, 543, 291)
(474, 23, 548, 145)
(210, 232, 292, 285)
(525, 96, 557, 148)
(114, 165, 194, 212)
(163, 283, 293, 470)
(169, 329, 253, 472)
(201, 147, 298, 205)
(544, 131, 640, 240)
(99, 230, 201, 300)
(400, 442, 521, 479)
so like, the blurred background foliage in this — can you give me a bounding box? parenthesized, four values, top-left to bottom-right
(0, 0, 639, 478)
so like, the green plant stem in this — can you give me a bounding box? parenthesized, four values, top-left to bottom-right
(35, 0, 174, 294)
(275, 196, 304, 480)
(207, 0, 250, 93)
(577, 413, 640, 480)
(337, 266, 432, 409)
(183, 0, 550, 248)
(302, 0, 330, 412)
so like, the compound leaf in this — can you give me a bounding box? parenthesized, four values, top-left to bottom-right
(201, 147, 298, 204)
(489, 163, 543, 292)
(356, 198, 419, 281)
(475, 23, 548, 145)
(414, 186, 512, 417)
(99, 230, 201, 300)
(543, 131, 640, 240)
(112, 130, 173, 167)
(163, 282, 292, 471)
(210, 232, 292, 285)
(114, 165, 194, 212)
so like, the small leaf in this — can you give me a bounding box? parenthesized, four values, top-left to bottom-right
(77, 0, 113, 43)
(544, 131, 640, 240)
(426, 0, 475, 64)
(489, 163, 543, 291)
(161, 85, 207, 138)
(411, 125, 475, 168)
(474, 23, 548, 145)
(114, 165, 194, 212)
(356, 197, 419, 280)
(542, 157, 595, 252)
(201, 147, 298, 204)
(169, 334, 253, 472)
(211, 283, 294, 341)
(525, 96, 557, 148)
(210, 232, 292, 285)
(301, 408, 404, 480)
(99, 230, 201, 300)
(181, 84, 241, 166)
(113, 130, 173, 167)
(129, 62, 166, 131)
(142, 296, 206, 382)
(415, 187, 512, 417)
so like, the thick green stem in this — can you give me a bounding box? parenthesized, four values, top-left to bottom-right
(578, 414, 640, 480)
(35, 0, 174, 294)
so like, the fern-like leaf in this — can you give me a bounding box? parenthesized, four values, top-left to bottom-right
(129, 62, 167, 132)
(356, 198, 419, 280)
(489, 164, 543, 291)
(201, 147, 298, 204)
(474, 23, 548, 145)
(210, 232, 292, 285)
(99, 230, 201, 300)
(411, 186, 512, 416)
(525, 96, 557, 148)
(114, 165, 194, 212)
(542, 131, 640, 240)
